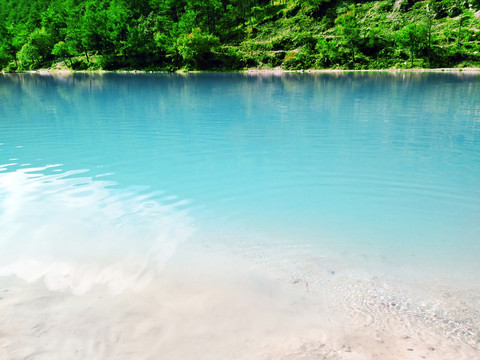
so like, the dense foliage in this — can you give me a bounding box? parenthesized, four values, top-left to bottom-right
(1, 0, 480, 71)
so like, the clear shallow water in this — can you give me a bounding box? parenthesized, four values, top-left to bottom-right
(1, 72, 480, 357)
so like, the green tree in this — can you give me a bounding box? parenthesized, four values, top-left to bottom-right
(334, 5, 361, 67)
(424, 4, 435, 63)
(179, 0, 222, 34)
(456, 9, 473, 49)
(0, 22, 11, 69)
(80, 0, 109, 61)
(17, 28, 53, 69)
(175, 10, 198, 37)
(1, 23, 32, 69)
(105, 0, 131, 59)
(127, 13, 161, 64)
(395, 23, 428, 67)
(176, 28, 220, 69)
(62, 5, 89, 64)
(41, 0, 68, 43)
(230, 0, 256, 25)
(315, 37, 339, 68)
(52, 41, 73, 67)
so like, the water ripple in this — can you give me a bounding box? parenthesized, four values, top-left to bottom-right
(0, 165, 195, 295)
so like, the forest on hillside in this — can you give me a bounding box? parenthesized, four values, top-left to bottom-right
(1, 0, 480, 71)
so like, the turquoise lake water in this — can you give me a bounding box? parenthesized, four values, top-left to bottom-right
(1, 72, 479, 269)
(0, 72, 480, 356)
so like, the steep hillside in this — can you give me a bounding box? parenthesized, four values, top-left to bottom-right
(241, 0, 480, 69)
(1, 0, 480, 71)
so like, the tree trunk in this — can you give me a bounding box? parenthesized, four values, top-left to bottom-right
(457, 18, 463, 48)
(426, 16, 433, 64)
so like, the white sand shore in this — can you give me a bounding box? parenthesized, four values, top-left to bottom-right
(0, 243, 478, 360)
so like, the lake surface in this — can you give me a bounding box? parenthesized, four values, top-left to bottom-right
(1, 72, 479, 359)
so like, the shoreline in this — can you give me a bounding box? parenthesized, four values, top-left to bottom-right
(3, 67, 480, 75)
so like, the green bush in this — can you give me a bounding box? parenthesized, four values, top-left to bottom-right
(271, 35, 294, 50)
(0, 50, 10, 69)
(17, 28, 54, 69)
(283, 50, 315, 69)
(215, 47, 247, 69)
(176, 28, 221, 69)
(315, 37, 339, 68)
(259, 53, 274, 66)
(97, 54, 125, 70)
(293, 33, 317, 51)
(430, 0, 464, 19)
(52, 41, 74, 67)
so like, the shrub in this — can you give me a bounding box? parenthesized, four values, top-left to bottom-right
(176, 28, 221, 69)
(215, 47, 246, 69)
(283, 50, 315, 69)
(52, 41, 73, 67)
(17, 28, 53, 69)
